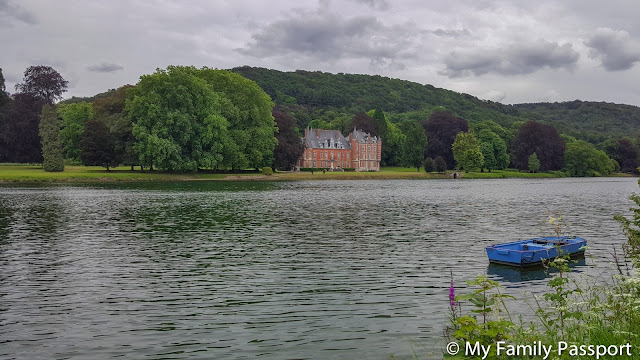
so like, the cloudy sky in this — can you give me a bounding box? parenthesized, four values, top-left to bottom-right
(2, 0, 640, 106)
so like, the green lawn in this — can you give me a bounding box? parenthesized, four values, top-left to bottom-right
(0, 165, 255, 182)
(0, 165, 631, 182)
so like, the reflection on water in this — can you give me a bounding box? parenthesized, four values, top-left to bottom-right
(487, 257, 587, 284)
(0, 178, 637, 360)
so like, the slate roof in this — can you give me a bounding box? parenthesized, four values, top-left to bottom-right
(304, 129, 350, 149)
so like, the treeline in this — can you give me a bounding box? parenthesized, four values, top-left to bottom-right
(332, 109, 625, 176)
(1, 65, 639, 176)
(0, 66, 288, 172)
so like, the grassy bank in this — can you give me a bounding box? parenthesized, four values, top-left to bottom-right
(0, 164, 632, 182)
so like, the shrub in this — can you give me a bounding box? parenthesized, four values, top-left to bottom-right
(261, 166, 273, 175)
(424, 157, 435, 172)
(434, 156, 447, 172)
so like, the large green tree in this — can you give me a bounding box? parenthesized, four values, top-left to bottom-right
(38, 104, 64, 172)
(126, 67, 230, 172)
(478, 129, 509, 169)
(402, 122, 428, 171)
(452, 131, 484, 172)
(564, 140, 615, 176)
(183, 67, 277, 170)
(58, 102, 94, 162)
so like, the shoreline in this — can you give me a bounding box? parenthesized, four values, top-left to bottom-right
(0, 165, 634, 183)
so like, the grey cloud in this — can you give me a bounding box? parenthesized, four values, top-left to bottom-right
(585, 27, 640, 71)
(429, 28, 471, 38)
(0, 0, 37, 25)
(352, 0, 390, 10)
(442, 40, 579, 77)
(87, 63, 124, 73)
(238, 12, 420, 68)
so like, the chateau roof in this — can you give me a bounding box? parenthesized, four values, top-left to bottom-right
(349, 128, 380, 144)
(304, 129, 351, 149)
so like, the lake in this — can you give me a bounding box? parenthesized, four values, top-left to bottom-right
(0, 178, 637, 359)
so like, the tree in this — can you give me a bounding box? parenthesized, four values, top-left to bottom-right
(80, 119, 120, 170)
(58, 102, 94, 161)
(478, 129, 509, 169)
(183, 67, 277, 170)
(434, 156, 447, 173)
(350, 112, 377, 136)
(424, 157, 435, 172)
(480, 142, 496, 171)
(422, 111, 468, 169)
(452, 132, 484, 172)
(371, 109, 388, 138)
(564, 140, 614, 176)
(126, 67, 231, 172)
(14, 65, 68, 104)
(273, 109, 304, 170)
(0, 68, 11, 162)
(512, 121, 565, 171)
(616, 138, 638, 173)
(528, 153, 540, 173)
(0, 68, 9, 105)
(382, 122, 406, 166)
(2, 93, 46, 163)
(93, 85, 137, 169)
(38, 104, 64, 172)
(402, 122, 428, 171)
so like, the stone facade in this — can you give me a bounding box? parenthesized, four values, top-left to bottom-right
(297, 128, 382, 171)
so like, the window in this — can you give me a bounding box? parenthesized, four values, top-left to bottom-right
(313, 161, 316, 167)
(338, 152, 341, 159)
(361, 145, 364, 152)
(325, 151, 328, 159)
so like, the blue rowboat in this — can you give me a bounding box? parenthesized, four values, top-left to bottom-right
(485, 236, 587, 267)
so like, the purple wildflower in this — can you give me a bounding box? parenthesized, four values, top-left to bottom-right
(449, 280, 456, 307)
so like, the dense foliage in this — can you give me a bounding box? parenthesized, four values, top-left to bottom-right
(422, 111, 469, 169)
(272, 109, 304, 170)
(513, 122, 565, 171)
(564, 140, 615, 176)
(81, 119, 119, 170)
(452, 132, 484, 172)
(38, 104, 64, 172)
(402, 122, 428, 170)
(0, 65, 636, 176)
(126, 67, 231, 172)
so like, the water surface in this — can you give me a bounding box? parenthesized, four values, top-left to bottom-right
(0, 178, 637, 359)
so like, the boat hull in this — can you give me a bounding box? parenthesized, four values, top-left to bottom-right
(485, 237, 587, 267)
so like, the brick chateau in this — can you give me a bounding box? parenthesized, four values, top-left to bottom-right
(297, 128, 382, 171)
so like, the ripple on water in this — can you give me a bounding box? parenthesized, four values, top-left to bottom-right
(0, 178, 637, 359)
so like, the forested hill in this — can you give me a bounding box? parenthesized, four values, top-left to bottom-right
(230, 66, 640, 141)
(512, 101, 640, 140)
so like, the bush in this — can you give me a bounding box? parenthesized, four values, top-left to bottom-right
(424, 157, 435, 172)
(261, 166, 273, 175)
(434, 156, 447, 172)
